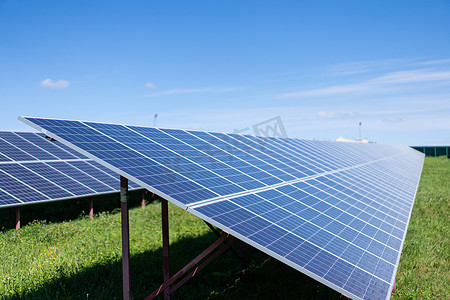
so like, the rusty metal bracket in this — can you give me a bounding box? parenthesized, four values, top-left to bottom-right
(145, 231, 237, 299)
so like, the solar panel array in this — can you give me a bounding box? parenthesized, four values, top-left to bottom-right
(20, 116, 424, 300)
(0, 131, 141, 208)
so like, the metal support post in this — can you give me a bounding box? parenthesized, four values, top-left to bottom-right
(161, 199, 170, 300)
(89, 197, 94, 220)
(204, 221, 243, 262)
(120, 176, 131, 300)
(146, 233, 236, 299)
(15, 207, 20, 230)
(141, 190, 146, 207)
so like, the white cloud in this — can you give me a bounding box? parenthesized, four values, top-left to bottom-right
(326, 59, 408, 76)
(145, 82, 157, 88)
(370, 69, 450, 85)
(146, 86, 246, 97)
(415, 58, 450, 66)
(40, 78, 70, 89)
(317, 111, 361, 119)
(278, 68, 450, 98)
(382, 117, 403, 123)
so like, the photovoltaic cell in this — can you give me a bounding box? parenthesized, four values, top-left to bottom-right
(0, 131, 141, 207)
(19, 116, 424, 300)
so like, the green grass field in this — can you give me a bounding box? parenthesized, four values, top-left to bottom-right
(0, 156, 448, 299)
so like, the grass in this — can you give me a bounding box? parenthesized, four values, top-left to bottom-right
(0, 156, 448, 299)
(391, 156, 449, 299)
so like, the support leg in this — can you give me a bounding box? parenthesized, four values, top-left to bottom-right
(89, 197, 94, 220)
(141, 190, 146, 208)
(204, 221, 243, 262)
(15, 207, 20, 230)
(120, 176, 131, 300)
(161, 199, 170, 300)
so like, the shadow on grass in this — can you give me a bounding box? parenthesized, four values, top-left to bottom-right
(3, 229, 341, 300)
(0, 189, 151, 231)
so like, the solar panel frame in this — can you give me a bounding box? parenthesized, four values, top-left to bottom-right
(19, 116, 424, 300)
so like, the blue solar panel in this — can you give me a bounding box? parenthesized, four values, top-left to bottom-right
(0, 138, 37, 161)
(0, 131, 142, 208)
(22, 162, 96, 196)
(20, 116, 424, 300)
(15, 132, 80, 160)
(0, 132, 59, 160)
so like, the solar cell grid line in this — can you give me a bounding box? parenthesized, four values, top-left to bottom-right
(337, 166, 414, 215)
(287, 139, 358, 168)
(68, 160, 122, 190)
(47, 161, 115, 193)
(0, 130, 148, 208)
(32, 132, 89, 159)
(230, 134, 314, 178)
(186, 130, 291, 184)
(298, 139, 374, 168)
(23, 162, 97, 196)
(206, 131, 300, 181)
(245, 135, 331, 175)
(83, 121, 247, 198)
(15, 132, 80, 160)
(328, 169, 411, 219)
(355, 173, 413, 216)
(186, 148, 409, 210)
(336, 163, 413, 205)
(191, 193, 393, 299)
(50, 137, 89, 159)
(0, 138, 37, 161)
(0, 163, 74, 199)
(182, 129, 285, 186)
(20, 116, 424, 300)
(130, 126, 276, 193)
(375, 156, 423, 188)
(45, 121, 220, 206)
(128, 126, 269, 190)
(274, 138, 344, 171)
(315, 175, 407, 234)
(336, 170, 414, 228)
(120, 125, 257, 193)
(0, 167, 50, 202)
(228, 133, 314, 178)
(17, 162, 80, 197)
(235, 177, 401, 260)
(202, 191, 396, 276)
(291, 139, 358, 168)
(87, 160, 142, 189)
(260, 139, 331, 174)
(310, 140, 390, 165)
(248, 184, 400, 262)
(0, 132, 59, 161)
(0, 152, 12, 161)
(0, 188, 22, 205)
(297, 181, 406, 251)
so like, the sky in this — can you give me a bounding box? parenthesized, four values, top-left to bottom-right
(1, 1, 449, 146)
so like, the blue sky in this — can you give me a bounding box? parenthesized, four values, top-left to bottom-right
(1, 1, 449, 145)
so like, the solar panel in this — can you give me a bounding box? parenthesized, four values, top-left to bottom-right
(20, 116, 424, 300)
(0, 131, 141, 208)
